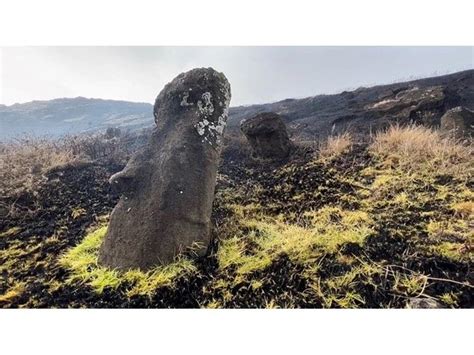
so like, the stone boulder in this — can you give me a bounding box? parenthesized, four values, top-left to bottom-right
(406, 298, 443, 309)
(98, 68, 231, 270)
(366, 86, 446, 125)
(240, 112, 292, 160)
(440, 106, 474, 138)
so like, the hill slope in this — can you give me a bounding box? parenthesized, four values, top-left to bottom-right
(0, 97, 153, 139)
(228, 69, 474, 139)
(1, 70, 472, 140)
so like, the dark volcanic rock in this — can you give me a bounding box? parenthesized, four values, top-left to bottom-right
(98, 68, 231, 270)
(365, 86, 447, 125)
(240, 112, 292, 160)
(406, 298, 443, 309)
(440, 106, 474, 138)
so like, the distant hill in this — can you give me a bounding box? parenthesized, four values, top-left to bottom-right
(1, 70, 472, 140)
(0, 97, 153, 139)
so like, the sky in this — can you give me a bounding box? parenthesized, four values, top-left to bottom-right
(0, 46, 472, 107)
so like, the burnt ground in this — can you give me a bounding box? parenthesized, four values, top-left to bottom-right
(0, 162, 122, 307)
(0, 144, 473, 308)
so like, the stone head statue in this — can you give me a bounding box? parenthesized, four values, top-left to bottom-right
(98, 68, 231, 270)
(240, 112, 292, 160)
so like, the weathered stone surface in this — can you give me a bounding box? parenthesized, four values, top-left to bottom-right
(98, 68, 231, 270)
(406, 298, 443, 309)
(366, 86, 446, 125)
(440, 106, 474, 138)
(240, 112, 292, 160)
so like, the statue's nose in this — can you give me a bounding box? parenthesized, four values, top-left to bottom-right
(109, 169, 136, 194)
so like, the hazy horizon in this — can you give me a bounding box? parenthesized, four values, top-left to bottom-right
(1, 46, 473, 107)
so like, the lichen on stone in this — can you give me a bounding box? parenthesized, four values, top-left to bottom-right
(193, 85, 230, 148)
(180, 91, 194, 107)
(197, 92, 214, 117)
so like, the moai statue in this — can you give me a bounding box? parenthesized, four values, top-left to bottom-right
(240, 112, 292, 160)
(99, 68, 231, 270)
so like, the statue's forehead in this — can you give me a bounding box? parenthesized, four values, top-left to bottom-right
(161, 71, 229, 98)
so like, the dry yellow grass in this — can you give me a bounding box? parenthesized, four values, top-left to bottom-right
(0, 282, 25, 303)
(452, 201, 474, 218)
(370, 124, 473, 179)
(0, 137, 82, 198)
(319, 133, 353, 160)
(0, 133, 133, 201)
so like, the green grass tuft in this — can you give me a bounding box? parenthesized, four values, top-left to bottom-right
(60, 224, 197, 297)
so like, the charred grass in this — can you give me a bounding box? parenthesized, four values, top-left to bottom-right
(1, 126, 472, 308)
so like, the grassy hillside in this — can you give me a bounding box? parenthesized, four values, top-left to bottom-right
(0, 126, 472, 308)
